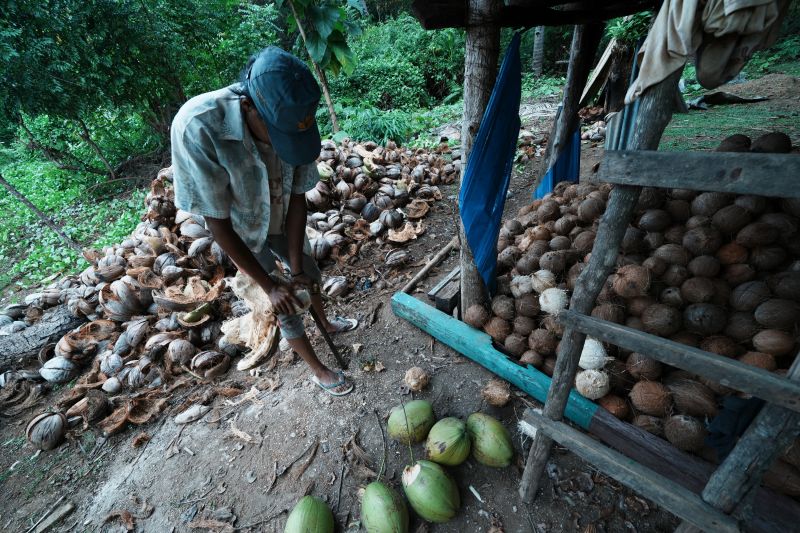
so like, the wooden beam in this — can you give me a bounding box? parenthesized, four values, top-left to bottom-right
(594, 151, 800, 198)
(521, 410, 741, 533)
(579, 38, 616, 108)
(427, 266, 461, 301)
(391, 291, 800, 533)
(559, 310, 800, 413)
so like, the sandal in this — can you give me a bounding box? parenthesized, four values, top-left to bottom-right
(311, 371, 354, 397)
(327, 317, 358, 334)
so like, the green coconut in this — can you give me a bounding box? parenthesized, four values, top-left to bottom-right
(361, 481, 409, 533)
(466, 413, 514, 467)
(425, 417, 471, 466)
(284, 495, 334, 533)
(387, 400, 435, 445)
(401, 460, 460, 523)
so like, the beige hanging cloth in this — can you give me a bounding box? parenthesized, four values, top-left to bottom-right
(625, 0, 789, 104)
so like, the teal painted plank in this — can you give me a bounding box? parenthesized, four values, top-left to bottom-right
(391, 292, 597, 429)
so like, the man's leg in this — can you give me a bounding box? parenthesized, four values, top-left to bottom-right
(279, 314, 351, 393)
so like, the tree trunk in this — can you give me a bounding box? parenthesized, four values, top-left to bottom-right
(604, 42, 634, 115)
(459, 0, 502, 312)
(532, 26, 545, 76)
(287, 0, 340, 133)
(0, 173, 83, 252)
(77, 118, 117, 180)
(0, 306, 86, 372)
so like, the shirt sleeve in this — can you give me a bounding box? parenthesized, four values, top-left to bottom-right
(171, 125, 233, 219)
(291, 162, 320, 195)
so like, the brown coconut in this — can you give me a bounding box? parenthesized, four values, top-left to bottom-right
(683, 304, 727, 335)
(687, 256, 721, 278)
(549, 235, 571, 251)
(573, 230, 597, 255)
(670, 331, 702, 347)
(715, 133, 751, 152)
(598, 394, 631, 420)
(737, 222, 779, 248)
(683, 226, 723, 256)
(654, 244, 690, 266)
(515, 254, 539, 275)
(484, 317, 512, 343)
(662, 265, 690, 288)
(464, 305, 490, 329)
(404, 367, 430, 392)
(725, 312, 760, 343)
(782, 439, 800, 470)
(750, 246, 787, 271)
(755, 299, 800, 330)
(520, 350, 543, 368)
(664, 415, 707, 452)
(553, 215, 578, 236)
(712, 205, 751, 235)
(717, 242, 749, 265)
(541, 315, 565, 337)
(763, 460, 800, 499)
(622, 227, 648, 254)
(538, 251, 566, 273)
(644, 232, 665, 250)
(691, 192, 732, 216)
(537, 200, 561, 223)
(542, 357, 557, 377)
(627, 296, 655, 317)
(578, 197, 605, 223)
(700, 336, 743, 358)
(723, 263, 756, 285)
(751, 132, 793, 153)
(491, 295, 515, 321)
(735, 195, 767, 215)
(642, 304, 683, 336)
(685, 215, 712, 230)
(591, 303, 625, 324)
(738, 351, 778, 371)
(772, 272, 800, 301)
(660, 286, 684, 307)
(515, 293, 540, 317)
(680, 277, 715, 304)
(665, 199, 691, 222)
(528, 329, 558, 356)
(637, 187, 667, 210)
(638, 209, 672, 232)
(630, 381, 672, 416)
(504, 219, 523, 235)
(626, 316, 645, 330)
(512, 315, 537, 337)
(504, 334, 528, 357)
(481, 379, 512, 407)
(664, 226, 686, 245)
(566, 262, 586, 291)
(626, 352, 663, 380)
(730, 281, 771, 312)
(612, 265, 650, 298)
(642, 256, 667, 277)
(667, 378, 718, 417)
(634, 414, 665, 436)
(752, 329, 796, 357)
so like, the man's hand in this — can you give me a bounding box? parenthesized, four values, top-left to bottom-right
(267, 284, 303, 315)
(291, 273, 314, 291)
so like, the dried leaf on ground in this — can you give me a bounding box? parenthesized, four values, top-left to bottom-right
(104, 510, 135, 531)
(131, 432, 151, 448)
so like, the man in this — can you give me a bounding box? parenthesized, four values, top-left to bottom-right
(170, 47, 355, 396)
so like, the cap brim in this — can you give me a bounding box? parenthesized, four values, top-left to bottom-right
(264, 121, 321, 166)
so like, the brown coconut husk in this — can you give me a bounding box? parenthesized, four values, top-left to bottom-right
(723, 263, 756, 285)
(481, 378, 512, 407)
(691, 192, 732, 217)
(542, 357, 556, 377)
(572, 230, 597, 254)
(683, 226, 723, 256)
(755, 299, 800, 330)
(491, 295, 516, 321)
(512, 315, 537, 337)
(520, 350, 543, 368)
(717, 242, 749, 265)
(737, 222, 778, 248)
(484, 317, 512, 343)
(680, 277, 715, 304)
(712, 205, 752, 235)
(627, 296, 655, 317)
(464, 305, 490, 329)
(515, 293, 540, 317)
(738, 351, 777, 371)
(642, 256, 667, 277)
(528, 329, 558, 356)
(664, 415, 707, 452)
(629, 381, 672, 416)
(641, 304, 683, 336)
(504, 334, 528, 358)
(591, 303, 625, 324)
(662, 264, 689, 287)
(654, 244, 690, 266)
(750, 246, 788, 271)
(699, 336, 743, 358)
(687, 255, 721, 278)
(683, 303, 727, 336)
(612, 265, 651, 298)
(633, 414, 664, 436)
(638, 210, 672, 232)
(752, 329, 796, 357)
(667, 378, 718, 418)
(626, 353, 662, 380)
(598, 394, 631, 420)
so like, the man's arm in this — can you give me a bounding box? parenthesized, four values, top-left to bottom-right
(285, 192, 307, 277)
(205, 216, 300, 315)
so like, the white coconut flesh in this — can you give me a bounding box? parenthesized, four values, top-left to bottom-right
(402, 464, 421, 486)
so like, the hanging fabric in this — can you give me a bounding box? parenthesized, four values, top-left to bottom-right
(458, 32, 522, 293)
(533, 123, 581, 199)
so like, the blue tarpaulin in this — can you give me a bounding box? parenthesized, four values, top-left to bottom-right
(458, 33, 522, 293)
(533, 125, 581, 199)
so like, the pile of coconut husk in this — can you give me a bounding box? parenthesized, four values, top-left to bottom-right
(464, 132, 800, 498)
(1, 139, 457, 451)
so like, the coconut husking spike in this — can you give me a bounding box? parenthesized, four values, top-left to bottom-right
(308, 282, 348, 370)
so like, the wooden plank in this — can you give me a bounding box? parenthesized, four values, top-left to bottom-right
(391, 292, 800, 532)
(391, 292, 598, 428)
(579, 37, 615, 107)
(593, 151, 800, 198)
(426, 266, 460, 301)
(522, 410, 741, 533)
(559, 310, 800, 413)
(434, 278, 461, 314)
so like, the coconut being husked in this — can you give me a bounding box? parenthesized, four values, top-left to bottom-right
(579, 338, 609, 370)
(404, 367, 430, 392)
(575, 369, 610, 400)
(481, 378, 511, 407)
(540, 288, 568, 315)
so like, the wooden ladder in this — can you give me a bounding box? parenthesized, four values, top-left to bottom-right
(517, 76, 800, 531)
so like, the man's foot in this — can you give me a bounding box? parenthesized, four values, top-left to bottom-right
(311, 370, 354, 396)
(325, 317, 358, 334)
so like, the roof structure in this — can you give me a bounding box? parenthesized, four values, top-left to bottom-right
(412, 0, 660, 29)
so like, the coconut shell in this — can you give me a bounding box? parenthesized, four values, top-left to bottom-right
(598, 394, 630, 420)
(738, 351, 777, 371)
(644, 232, 665, 250)
(687, 256, 720, 278)
(680, 277, 715, 304)
(717, 242, 749, 265)
(538, 251, 566, 273)
(512, 316, 536, 337)
(612, 265, 650, 299)
(716, 133, 751, 152)
(566, 262, 585, 291)
(484, 317, 512, 343)
(685, 215, 711, 230)
(750, 246, 787, 271)
(664, 415, 707, 452)
(755, 299, 800, 330)
(622, 227, 647, 254)
(683, 226, 723, 256)
(637, 188, 667, 210)
(626, 352, 662, 380)
(735, 195, 768, 215)
(504, 334, 528, 358)
(683, 303, 727, 335)
(497, 246, 521, 272)
(573, 231, 597, 254)
(638, 210, 672, 232)
(662, 264, 689, 287)
(712, 205, 751, 235)
(481, 379, 512, 407)
(520, 350, 543, 368)
(542, 357, 557, 377)
(491, 295, 515, 321)
(691, 192, 732, 216)
(541, 314, 565, 337)
(633, 414, 664, 436)
(643, 256, 667, 277)
(724, 263, 756, 285)
(553, 215, 578, 236)
(725, 312, 760, 343)
(664, 226, 686, 245)
(772, 272, 800, 301)
(537, 200, 561, 223)
(464, 305, 490, 329)
(660, 287, 684, 308)
(588, 303, 623, 325)
(629, 381, 672, 416)
(641, 304, 683, 336)
(737, 222, 778, 248)
(753, 329, 796, 357)
(654, 244, 690, 266)
(667, 378, 717, 417)
(515, 293, 540, 317)
(515, 254, 539, 275)
(578, 197, 605, 223)
(670, 331, 702, 347)
(627, 296, 655, 317)
(528, 329, 558, 356)
(699, 336, 743, 358)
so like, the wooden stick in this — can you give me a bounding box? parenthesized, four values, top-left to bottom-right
(402, 237, 459, 294)
(519, 68, 683, 503)
(31, 502, 74, 533)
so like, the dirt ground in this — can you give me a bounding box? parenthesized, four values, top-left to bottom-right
(5, 68, 799, 531)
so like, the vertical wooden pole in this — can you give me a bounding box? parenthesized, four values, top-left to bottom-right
(531, 26, 545, 76)
(458, 0, 501, 311)
(519, 68, 683, 503)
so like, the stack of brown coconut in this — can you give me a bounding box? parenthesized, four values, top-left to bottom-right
(464, 132, 800, 496)
(6, 140, 456, 451)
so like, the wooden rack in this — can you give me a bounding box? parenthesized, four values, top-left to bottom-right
(518, 71, 800, 532)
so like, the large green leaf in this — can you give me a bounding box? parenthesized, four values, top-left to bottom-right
(330, 40, 356, 76)
(307, 4, 340, 40)
(305, 32, 327, 64)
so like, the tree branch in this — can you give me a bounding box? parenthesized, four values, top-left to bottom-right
(77, 118, 117, 180)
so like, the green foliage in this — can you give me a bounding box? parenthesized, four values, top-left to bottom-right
(521, 74, 565, 99)
(606, 12, 653, 44)
(743, 35, 800, 75)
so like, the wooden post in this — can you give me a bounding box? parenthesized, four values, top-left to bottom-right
(605, 42, 634, 114)
(519, 68, 683, 503)
(458, 0, 501, 311)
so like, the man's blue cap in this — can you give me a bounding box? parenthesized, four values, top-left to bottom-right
(246, 47, 321, 166)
